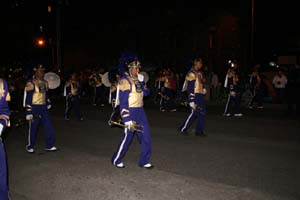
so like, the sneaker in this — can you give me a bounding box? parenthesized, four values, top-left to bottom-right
(170, 109, 177, 112)
(234, 113, 243, 117)
(114, 162, 125, 168)
(160, 109, 166, 112)
(64, 117, 69, 121)
(224, 113, 231, 117)
(248, 106, 253, 109)
(140, 163, 154, 169)
(100, 104, 105, 107)
(26, 147, 35, 153)
(45, 146, 58, 151)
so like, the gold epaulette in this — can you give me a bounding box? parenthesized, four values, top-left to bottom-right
(119, 79, 130, 91)
(186, 72, 196, 81)
(25, 82, 34, 91)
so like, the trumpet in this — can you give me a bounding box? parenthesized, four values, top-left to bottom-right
(110, 120, 144, 133)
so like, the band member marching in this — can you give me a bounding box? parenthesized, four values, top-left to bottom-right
(23, 65, 58, 153)
(179, 57, 207, 136)
(107, 69, 121, 126)
(111, 52, 153, 169)
(0, 78, 11, 200)
(64, 72, 83, 121)
(223, 60, 243, 116)
(248, 68, 264, 109)
(89, 68, 105, 107)
(154, 69, 165, 104)
(159, 68, 177, 112)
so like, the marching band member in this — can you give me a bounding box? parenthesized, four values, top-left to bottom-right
(223, 60, 243, 117)
(0, 78, 11, 200)
(23, 65, 57, 153)
(154, 69, 164, 104)
(111, 52, 153, 169)
(89, 68, 105, 107)
(179, 57, 207, 136)
(159, 68, 177, 112)
(64, 72, 83, 121)
(107, 69, 121, 126)
(248, 68, 264, 109)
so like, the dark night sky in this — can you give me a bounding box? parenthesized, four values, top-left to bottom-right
(1, 0, 299, 66)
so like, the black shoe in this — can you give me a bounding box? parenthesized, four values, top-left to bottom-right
(195, 131, 207, 137)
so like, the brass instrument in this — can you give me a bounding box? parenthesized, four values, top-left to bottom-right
(110, 120, 144, 133)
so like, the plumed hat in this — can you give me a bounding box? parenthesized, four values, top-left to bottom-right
(117, 50, 140, 76)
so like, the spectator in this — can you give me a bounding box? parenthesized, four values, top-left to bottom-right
(272, 69, 288, 103)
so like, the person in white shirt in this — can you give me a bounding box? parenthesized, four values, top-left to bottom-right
(272, 69, 288, 103)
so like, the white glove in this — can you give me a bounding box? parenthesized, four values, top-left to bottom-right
(137, 73, 144, 82)
(26, 114, 33, 121)
(189, 102, 196, 110)
(0, 124, 3, 137)
(125, 121, 134, 130)
(47, 104, 52, 110)
(202, 88, 207, 95)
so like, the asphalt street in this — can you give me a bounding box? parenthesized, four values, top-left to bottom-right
(3, 99, 300, 200)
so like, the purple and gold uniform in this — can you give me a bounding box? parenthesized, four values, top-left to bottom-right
(0, 78, 11, 200)
(248, 70, 263, 108)
(159, 70, 176, 112)
(23, 66, 57, 153)
(64, 75, 83, 121)
(223, 66, 243, 116)
(179, 58, 207, 136)
(89, 71, 105, 107)
(112, 59, 153, 168)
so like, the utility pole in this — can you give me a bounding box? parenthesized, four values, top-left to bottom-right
(56, 2, 61, 71)
(250, 0, 254, 63)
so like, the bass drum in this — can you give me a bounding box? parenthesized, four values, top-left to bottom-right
(101, 72, 111, 87)
(140, 71, 149, 83)
(44, 72, 61, 89)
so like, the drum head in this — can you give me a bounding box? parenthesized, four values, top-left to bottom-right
(44, 72, 61, 89)
(102, 72, 111, 87)
(140, 71, 149, 83)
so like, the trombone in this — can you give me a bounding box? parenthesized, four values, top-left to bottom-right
(110, 120, 144, 133)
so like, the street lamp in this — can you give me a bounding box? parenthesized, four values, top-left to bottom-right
(36, 38, 46, 48)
